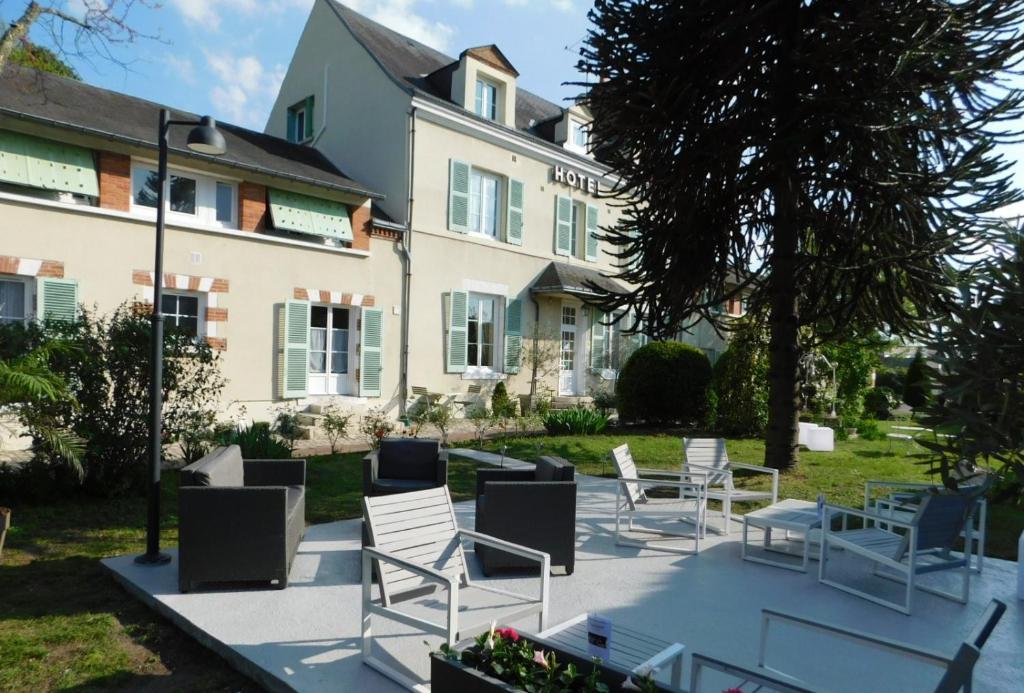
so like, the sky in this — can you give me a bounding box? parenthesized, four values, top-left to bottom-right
(13, 0, 592, 131)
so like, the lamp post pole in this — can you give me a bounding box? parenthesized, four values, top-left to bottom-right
(136, 109, 225, 566)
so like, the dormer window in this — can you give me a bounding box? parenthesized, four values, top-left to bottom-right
(287, 96, 314, 143)
(569, 118, 590, 153)
(475, 78, 498, 121)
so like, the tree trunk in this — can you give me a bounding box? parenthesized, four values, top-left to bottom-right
(764, 0, 802, 471)
(0, 2, 42, 73)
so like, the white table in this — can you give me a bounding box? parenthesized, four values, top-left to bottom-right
(532, 613, 685, 689)
(741, 499, 822, 572)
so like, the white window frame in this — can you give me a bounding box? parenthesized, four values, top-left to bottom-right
(130, 160, 238, 230)
(0, 275, 32, 325)
(465, 292, 503, 375)
(468, 168, 502, 239)
(307, 304, 358, 396)
(568, 118, 590, 153)
(161, 290, 205, 339)
(475, 78, 499, 121)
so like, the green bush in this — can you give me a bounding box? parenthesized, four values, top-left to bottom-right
(709, 322, 769, 435)
(590, 387, 617, 415)
(542, 406, 609, 435)
(490, 381, 516, 418)
(856, 419, 885, 441)
(903, 349, 932, 410)
(863, 386, 898, 420)
(874, 367, 905, 393)
(216, 422, 291, 459)
(615, 341, 712, 424)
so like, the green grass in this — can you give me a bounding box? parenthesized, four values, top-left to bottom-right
(1, 431, 1019, 691)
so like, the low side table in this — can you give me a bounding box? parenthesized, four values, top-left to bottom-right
(741, 499, 821, 572)
(531, 613, 685, 689)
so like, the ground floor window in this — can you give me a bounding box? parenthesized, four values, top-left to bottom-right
(162, 292, 202, 337)
(0, 277, 28, 324)
(309, 305, 354, 395)
(467, 293, 497, 369)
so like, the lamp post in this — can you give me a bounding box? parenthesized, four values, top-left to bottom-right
(136, 110, 226, 566)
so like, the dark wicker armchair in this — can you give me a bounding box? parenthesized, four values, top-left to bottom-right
(362, 438, 448, 497)
(474, 456, 576, 576)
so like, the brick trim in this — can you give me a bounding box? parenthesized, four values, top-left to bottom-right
(133, 270, 230, 350)
(293, 287, 375, 307)
(0, 255, 64, 278)
(206, 337, 227, 351)
(239, 182, 268, 232)
(369, 226, 402, 241)
(350, 204, 371, 252)
(98, 151, 131, 212)
(205, 307, 228, 322)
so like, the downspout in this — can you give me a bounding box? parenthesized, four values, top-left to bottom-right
(398, 106, 417, 417)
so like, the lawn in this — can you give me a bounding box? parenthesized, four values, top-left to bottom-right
(1, 428, 1019, 691)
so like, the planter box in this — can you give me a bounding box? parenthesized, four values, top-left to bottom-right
(430, 647, 672, 692)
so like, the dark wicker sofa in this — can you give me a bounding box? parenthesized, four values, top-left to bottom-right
(178, 445, 306, 592)
(474, 456, 576, 576)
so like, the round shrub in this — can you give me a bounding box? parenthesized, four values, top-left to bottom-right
(709, 324, 769, 436)
(863, 386, 898, 420)
(615, 341, 712, 424)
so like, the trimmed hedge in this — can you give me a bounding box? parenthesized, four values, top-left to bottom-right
(616, 341, 712, 424)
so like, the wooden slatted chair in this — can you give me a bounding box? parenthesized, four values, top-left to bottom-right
(610, 443, 707, 554)
(819, 491, 975, 615)
(361, 486, 549, 689)
(682, 438, 779, 534)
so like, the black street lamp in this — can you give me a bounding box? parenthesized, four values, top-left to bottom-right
(136, 110, 226, 566)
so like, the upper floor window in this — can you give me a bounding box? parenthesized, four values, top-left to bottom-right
(287, 97, 314, 143)
(469, 169, 500, 238)
(131, 163, 237, 229)
(570, 119, 590, 152)
(0, 277, 29, 325)
(475, 79, 498, 121)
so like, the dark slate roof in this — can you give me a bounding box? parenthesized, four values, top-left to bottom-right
(531, 261, 627, 299)
(0, 65, 381, 199)
(328, 1, 576, 148)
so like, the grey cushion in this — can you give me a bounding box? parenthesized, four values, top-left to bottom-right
(378, 438, 441, 480)
(286, 486, 305, 524)
(182, 445, 244, 487)
(535, 456, 573, 482)
(372, 478, 437, 494)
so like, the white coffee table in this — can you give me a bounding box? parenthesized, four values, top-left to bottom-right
(741, 499, 822, 572)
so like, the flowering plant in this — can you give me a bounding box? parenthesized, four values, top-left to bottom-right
(434, 623, 659, 692)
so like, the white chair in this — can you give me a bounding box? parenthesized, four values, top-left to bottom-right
(682, 438, 779, 534)
(819, 492, 974, 615)
(610, 443, 707, 554)
(864, 480, 987, 574)
(758, 600, 1006, 692)
(361, 486, 549, 689)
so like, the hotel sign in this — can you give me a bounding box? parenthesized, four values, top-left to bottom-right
(552, 165, 600, 195)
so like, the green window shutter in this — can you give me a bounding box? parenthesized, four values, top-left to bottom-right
(585, 204, 600, 261)
(304, 96, 315, 139)
(286, 109, 297, 143)
(446, 289, 469, 373)
(507, 178, 524, 246)
(268, 189, 353, 241)
(37, 278, 78, 323)
(0, 130, 98, 197)
(283, 300, 310, 399)
(359, 308, 384, 397)
(504, 297, 522, 374)
(590, 311, 607, 370)
(555, 195, 572, 256)
(448, 160, 471, 233)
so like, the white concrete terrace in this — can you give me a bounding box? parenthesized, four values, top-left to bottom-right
(103, 475, 1022, 692)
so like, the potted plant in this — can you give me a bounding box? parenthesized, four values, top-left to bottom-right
(0, 507, 10, 561)
(430, 624, 668, 692)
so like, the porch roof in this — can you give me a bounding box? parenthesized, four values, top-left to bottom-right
(530, 261, 627, 300)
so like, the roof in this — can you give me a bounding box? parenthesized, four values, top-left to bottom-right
(0, 65, 381, 199)
(530, 261, 627, 299)
(327, 1, 590, 157)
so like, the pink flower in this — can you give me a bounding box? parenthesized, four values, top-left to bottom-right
(495, 627, 520, 642)
(533, 650, 549, 669)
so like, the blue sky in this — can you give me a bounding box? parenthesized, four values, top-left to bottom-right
(19, 0, 592, 131)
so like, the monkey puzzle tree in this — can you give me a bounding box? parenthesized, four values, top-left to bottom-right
(578, 0, 1024, 469)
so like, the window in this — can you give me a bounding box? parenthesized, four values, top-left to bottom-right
(0, 277, 28, 325)
(475, 79, 498, 121)
(162, 293, 201, 337)
(469, 170, 500, 237)
(467, 293, 496, 368)
(309, 306, 351, 376)
(570, 119, 589, 151)
(287, 98, 313, 143)
(131, 163, 237, 228)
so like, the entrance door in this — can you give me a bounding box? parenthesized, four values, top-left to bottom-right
(308, 305, 351, 395)
(559, 305, 578, 396)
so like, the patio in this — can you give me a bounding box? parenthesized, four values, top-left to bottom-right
(104, 474, 1022, 692)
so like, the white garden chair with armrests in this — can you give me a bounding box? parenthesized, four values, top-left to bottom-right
(361, 486, 549, 689)
(758, 599, 1006, 692)
(819, 490, 975, 615)
(864, 479, 987, 574)
(682, 438, 779, 534)
(610, 443, 707, 554)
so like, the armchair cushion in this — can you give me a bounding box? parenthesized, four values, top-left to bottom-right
(534, 456, 575, 482)
(181, 445, 244, 487)
(378, 438, 442, 480)
(372, 478, 438, 495)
